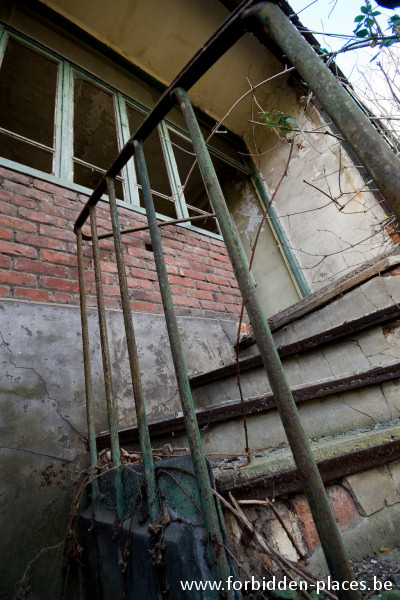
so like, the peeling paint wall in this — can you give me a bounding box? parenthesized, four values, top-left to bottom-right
(0, 298, 239, 597)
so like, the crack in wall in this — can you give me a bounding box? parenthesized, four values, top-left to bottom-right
(0, 445, 76, 462)
(339, 399, 378, 425)
(381, 383, 395, 421)
(0, 331, 84, 439)
(359, 285, 379, 311)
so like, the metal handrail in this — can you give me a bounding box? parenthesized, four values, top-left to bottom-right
(74, 2, 400, 597)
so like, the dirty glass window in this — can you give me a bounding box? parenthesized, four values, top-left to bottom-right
(0, 37, 59, 174)
(73, 75, 124, 199)
(0, 29, 250, 239)
(127, 104, 177, 219)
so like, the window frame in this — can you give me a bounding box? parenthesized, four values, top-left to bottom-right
(0, 25, 256, 240)
(0, 23, 308, 295)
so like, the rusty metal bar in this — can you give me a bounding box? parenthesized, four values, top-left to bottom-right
(106, 177, 159, 522)
(133, 139, 234, 593)
(81, 212, 216, 241)
(76, 228, 99, 512)
(174, 86, 358, 600)
(89, 204, 124, 518)
(242, 2, 400, 221)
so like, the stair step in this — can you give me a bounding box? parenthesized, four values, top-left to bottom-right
(96, 360, 400, 450)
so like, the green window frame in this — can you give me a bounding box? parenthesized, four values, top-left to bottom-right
(0, 24, 309, 294)
(0, 25, 251, 239)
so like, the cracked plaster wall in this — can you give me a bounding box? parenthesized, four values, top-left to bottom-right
(0, 298, 238, 598)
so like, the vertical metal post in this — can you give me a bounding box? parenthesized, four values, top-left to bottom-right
(174, 87, 359, 600)
(106, 177, 159, 522)
(133, 139, 234, 594)
(243, 2, 400, 221)
(89, 205, 124, 519)
(76, 228, 99, 512)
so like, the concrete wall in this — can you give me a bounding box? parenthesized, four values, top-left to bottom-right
(0, 297, 239, 598)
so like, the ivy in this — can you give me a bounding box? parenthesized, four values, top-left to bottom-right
(261, 110, 299, 140)
(352, 2, 400, 59)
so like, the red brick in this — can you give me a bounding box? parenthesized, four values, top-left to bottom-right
(18, 207, 67, 228)
(173, 296, 200, 308)
(206, 274, 230, 286)
(101, 284, 121, 297)
(220, 284, 241, 297)
(196, 280, 219, 292)
(0, 227, 12, 240)
(125, 278, 153, 291)
(169, 276, 196, 288)
(0, 285, 10, 297)
(14, 288, 54, 303)
(224, 302, 242, 314)
(162, 238, 184, 250)
(187, 288, 213, 300)
(209, 251, 230, 263)
(130, 266, 157, 281)
(17, 233, 68, 252)
(180, 269, 206, 281)
(8, 195, 37, 210)
(212, 266, 234, 278)
(213, 293, 237, 303)
(131, 290, 161, 303)
(40, 249, 77, 266)
(0, 254, 11, 268)
(126, 246, 149, 260)
(130, 301, 160, 314)
(124, 255, 147, 270)
(103, 297, 120, 309)
(53, 292, 70, 303)
(200, 300, 226, 312)
(0, 167, 32, 184)
(0, 240, 37, 258)
(2, 179, 33, 197)
(40, 276, 79, 292)
(15, 258, 69, 278)
(39, 224, 76, 241)
(292, 486, 359, 551)
(170, 285, 185, 297)
(0, 214, 37, 233)
(0, 197, 17, 215)
(34, 179, 77, 201)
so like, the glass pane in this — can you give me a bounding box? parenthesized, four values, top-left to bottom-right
(0, 37, 58, 147)
(73, 76, 119, 172)
(127, 104, 172, 198)
(138, 188, 177, 219)
(74, 162, 124, 198)
(168, 131, 212, 213)
(187, 208, 218, 234)
(0, 131, 53, 173)
(0, 37, 58, 173)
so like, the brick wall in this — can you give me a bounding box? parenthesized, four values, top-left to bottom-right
(0, 166, 244, 319)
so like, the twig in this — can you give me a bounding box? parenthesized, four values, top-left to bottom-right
(214, 490, 338, 600)
(238, 499, 306, 560)
(234, 139, 295, 467)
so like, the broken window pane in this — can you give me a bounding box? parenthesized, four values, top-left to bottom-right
(127, 104, 176, 218)
(73, 75, 123, 197)
(0, 37, 58, 173)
